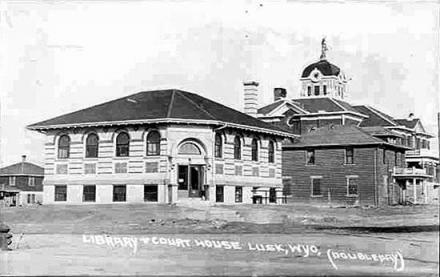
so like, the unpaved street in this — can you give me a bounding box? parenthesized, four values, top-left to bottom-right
(1, 231, 438, 276)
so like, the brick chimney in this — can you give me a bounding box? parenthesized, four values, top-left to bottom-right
(243, 81, 259, 117)
(274, 88, 287, 102)
(21, 155, 26, 174)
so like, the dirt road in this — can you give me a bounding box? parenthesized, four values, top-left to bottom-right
(1, 231, 438, 276)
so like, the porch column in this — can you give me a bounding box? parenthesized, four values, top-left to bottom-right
(413, 178, 417, 204)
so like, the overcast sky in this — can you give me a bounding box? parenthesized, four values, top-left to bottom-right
(0, 0, 439, 166)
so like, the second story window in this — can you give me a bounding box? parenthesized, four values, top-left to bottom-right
(395, 152, 399, 166)
(345, 147, 354, 164)
(251, 138, 259, 161)
(9, 176, 16, 186)
(234, 136, 241, 160)
(383, 149, 387, 164)
(116, 132, 130, 157)
(307, 86, 311, 96)
(323, 85, 327, 95)
(146, 131, 160, 156)
(306, 149, 315, 165)
(86, 134, 99, 158)
(58, 135, 70, 159)
(314, 86, 320, 96)
(28, 177, 35, 187)
(268, 141, 275, 163)
(214, 133, 222, 158)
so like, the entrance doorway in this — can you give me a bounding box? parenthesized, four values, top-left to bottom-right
(177, 165, 203, 198)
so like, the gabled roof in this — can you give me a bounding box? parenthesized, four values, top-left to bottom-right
(283, 125, 408, 150)
(293, 97, 364, 115)
(257, 100, 285, 115)
(0, 162, 44, 176)
(354, 105, 397, 127)
(28, 89, 295, 137)
(257, 99, 308, 117)
(394, 118, 420, 129)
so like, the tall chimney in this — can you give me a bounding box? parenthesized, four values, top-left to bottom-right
(274, 88, 287, 102)
(243, 81, 259, 117)
(21, 155, 26, 174)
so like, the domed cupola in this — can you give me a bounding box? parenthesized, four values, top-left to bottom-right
(299, 38, 348, 100)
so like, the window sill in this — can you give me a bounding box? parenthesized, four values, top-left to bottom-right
(346, 194, 358, 197)
(114, 157, 129, 160)
(84, 158, 98, 161)
(343, 163, 356, 166)
(305, 164, 316, 166)
(311, 195, 323, 198)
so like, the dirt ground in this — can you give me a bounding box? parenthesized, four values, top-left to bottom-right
(0, 203, 438, 276)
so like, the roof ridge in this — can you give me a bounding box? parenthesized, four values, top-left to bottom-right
(166, 90, 176, 118)
(176, 91, 216, 120)
(365, 105, 396, 126)
(329, 97, 348, 111)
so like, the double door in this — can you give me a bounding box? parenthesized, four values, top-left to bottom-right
(178, 165, 204, 197)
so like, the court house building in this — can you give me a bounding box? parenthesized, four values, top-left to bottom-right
(28, 89, 295, 205)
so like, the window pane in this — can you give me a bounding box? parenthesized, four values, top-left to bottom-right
(234, 136, 241, 160)
(268, 141, 275, 163)
(215, 134, 222, 158)
(307, 150, 315, 164)
(312, 179, 321, 196)
(147, 131, 161, 155)
(83, 185, 96, 202)
(58, 135, 70, 159)
(251, 139, 258, 161)
(55, 185, 67, 201)
(116, 133, 129, 157)
(216, 185, 224, 203)
(113, 185, 126, 202)
(269, 188, 276, 203)
(235, 186, 242, 203)
(348, 179, 358, 195)
(144, 185, 158, 202)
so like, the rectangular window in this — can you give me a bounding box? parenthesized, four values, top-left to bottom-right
(115, 162, 128, 174)
(252, 167, 259, 177)
(83, 185, 96, 202)
(307, 86, 311, 96)
(269, 188, 276, 203)
(395, 152, 399, 166)
(215, 164, 224, 175)
(268, 168, 275, 178)
(306, 149, 315, 165)
(323, 85, 327, 95)
(235, 165, 242, 176)
(216, 185, 224, 203)
(311, 178, 322, 196)
(56, 164, 68, 175)
(54, 185, 67, 202)
(145, 162, 159, 173)
(84, 163, 97, 174)
(113, 185, 126, 202)
(27, 194, 31, 204)
(314, 86, 320, 96)
(28, 177, 35, 187)
(235, 186, 243, 203)
(347, 178, 358, 196)
(144, 185, 158, 202)
(9, 176, 16, 186)
(383, 149, 386, 164)
(345, 148, 354, 164)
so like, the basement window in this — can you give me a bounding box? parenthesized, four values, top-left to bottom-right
(144, 185, 158, 202)
(54, 185, 67, 202)
(113, 185, 126, 202)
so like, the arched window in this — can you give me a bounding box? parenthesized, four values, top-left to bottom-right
(268, 141, 275, 163)
(214, 133, 222, 158)
(85, 133, 99, 158)
(116, 132, 130, 157)
(251, 138, 259, 161)
(147, 131, 161, 156)
(178, 142, 201, 155)
(234, 136, 241, 160)
(58, 135, 70, 159)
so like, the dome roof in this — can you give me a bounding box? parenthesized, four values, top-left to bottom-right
(301, 59, 341, 78)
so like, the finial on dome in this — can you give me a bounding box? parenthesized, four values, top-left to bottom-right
(320, 37, 328, 60)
